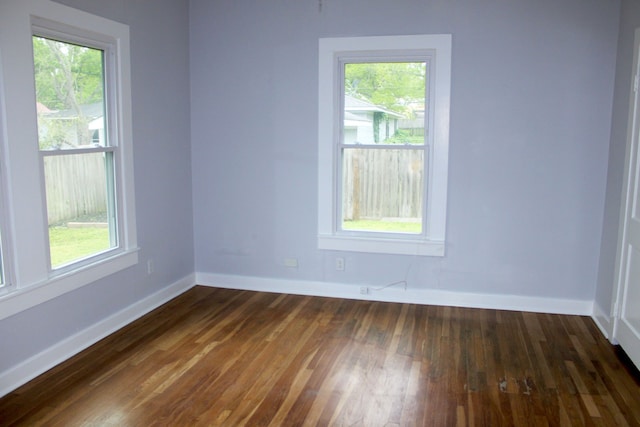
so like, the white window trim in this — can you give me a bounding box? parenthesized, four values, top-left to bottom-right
(0, 0, 138, 321)
(0, 92, 13, 293)
(318, 34, 451, 256)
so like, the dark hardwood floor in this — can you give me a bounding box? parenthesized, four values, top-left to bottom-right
(1, 286, 640, 426)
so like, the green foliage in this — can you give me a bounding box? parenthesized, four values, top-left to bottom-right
(37, 118, 65, 149)
(383, 129, 424, 145)
(32, 36, 104, 111)
(345, 62, 426, 115)
(33, 36, 104, 148)
(373, 111, 383, 142)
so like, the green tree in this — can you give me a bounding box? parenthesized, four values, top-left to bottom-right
(345, 62, 426, 116)
(33, 36, 104, 148)
(33, 36, 103, 110)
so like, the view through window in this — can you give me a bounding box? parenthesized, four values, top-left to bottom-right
(340, 61, 427, 235)
(33, 35, 117, 268)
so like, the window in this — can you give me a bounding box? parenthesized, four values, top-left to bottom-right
(318, 35, 452, 256)
(0, 0, 137, 319)
(33, 34, 118, 270)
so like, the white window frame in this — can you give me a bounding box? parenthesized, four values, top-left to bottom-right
(0, 0, 138, 320)
(33, 21, 123, 273)
(318, 35, 451, 256)
(0, 115, 13, 293)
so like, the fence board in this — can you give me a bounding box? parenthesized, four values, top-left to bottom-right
(342, 148, 423, 221)
(44, 153, 108, 224)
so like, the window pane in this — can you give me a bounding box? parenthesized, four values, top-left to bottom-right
(343, 62, 426, 145)
(33, 36, 106, 150)
(342, 148, 423, 234)
(44, 152, 117, 268)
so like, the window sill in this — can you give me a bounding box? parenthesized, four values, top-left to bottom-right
(318, 234, 444, 256)
(0, 248, 139, 321)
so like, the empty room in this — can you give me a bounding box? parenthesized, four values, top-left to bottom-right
(1, 0, 640, 425)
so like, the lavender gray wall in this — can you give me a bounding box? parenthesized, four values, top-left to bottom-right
(595, 0, 640, 318)
(0, 0, 193, 373)
(191, 0, 619, 300)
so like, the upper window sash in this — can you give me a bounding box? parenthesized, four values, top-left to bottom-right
(32, 18, 120, 151)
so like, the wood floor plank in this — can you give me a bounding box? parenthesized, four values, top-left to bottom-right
(2, 286, 640, 426)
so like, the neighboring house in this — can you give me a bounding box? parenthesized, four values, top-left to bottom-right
(37, 101, 104, 149)
(343, 94, 404, 144)
(36, 101, 51, 114)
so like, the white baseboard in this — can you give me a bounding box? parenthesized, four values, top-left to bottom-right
(591, 301, 613, 341)
(196, 272, 594, 316)
(0, 273, 195, 398)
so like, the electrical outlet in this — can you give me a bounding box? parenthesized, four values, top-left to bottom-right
(284, 257, 298, 268)
(360, 286, 369, 295)
(335, 257, 345, 271)
(147, 259, 154, 275)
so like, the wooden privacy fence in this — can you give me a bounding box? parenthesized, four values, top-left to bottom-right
(44, 153, 107, 225)
(342, 148, 424, 221)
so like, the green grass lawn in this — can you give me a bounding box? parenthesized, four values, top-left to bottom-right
(49, 226, 111, 267)
(342, 219, 421, 233)
(47, 219, 419, 268)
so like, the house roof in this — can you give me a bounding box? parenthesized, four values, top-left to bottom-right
(43, 102, 104, 119)
(344, 111, 371, 128)
(344, 111, 370, 122)
(344, 95, 404, 118)
(36, 102, 51, 113)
